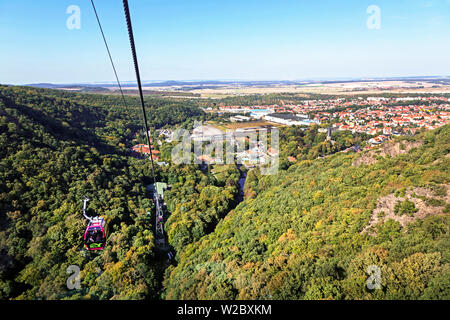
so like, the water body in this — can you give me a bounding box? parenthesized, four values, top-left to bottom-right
(199, 163, 247, 204)
(236, 166, 247, 204)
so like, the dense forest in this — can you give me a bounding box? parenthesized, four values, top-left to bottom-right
(162, 125, 449, 300)
(0, 85, 448, 300)
(277, 126, 371, 170)
(0, 85, 217, 299)
(164, 164, 240, 254)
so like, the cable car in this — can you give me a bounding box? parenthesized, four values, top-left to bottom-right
(82, 198, 107, 251)
(84, 217, 107, 251)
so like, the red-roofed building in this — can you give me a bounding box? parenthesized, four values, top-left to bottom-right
(132, 144, 150, 154)
(267, 147, 278, 156)
(131, 144, 160, 160)
(383, 127, 392, 135)
(196, 155, 214, 164)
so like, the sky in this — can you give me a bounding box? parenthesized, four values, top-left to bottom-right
(1, 0, 449, 84)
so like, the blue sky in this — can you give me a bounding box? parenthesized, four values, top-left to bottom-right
(1, 0, 449, 84)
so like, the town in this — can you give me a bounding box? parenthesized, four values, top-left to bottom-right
(128, 95, 449, 166)
(215, 95, 450, 145)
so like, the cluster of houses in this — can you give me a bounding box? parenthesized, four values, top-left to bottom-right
(189, 125, 278, 166)
(219, 96, 449, 123)
(130, 144, 160, 161)
(130, 125, 279, 167)
(219, 96, 449, 146)
(327, 104, 449, 145)
(130, 96, 448, 161)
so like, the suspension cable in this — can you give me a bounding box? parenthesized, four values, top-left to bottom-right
(90, 0, 129, 112)
(122, 0, 157, 186)
(90, 0, 158, 187)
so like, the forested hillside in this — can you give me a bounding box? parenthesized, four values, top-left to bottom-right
(163, 125, 450, 300)
(0, 85, 210, 299)
(1, 85, 448, 300)
(164, 164, 241, 254)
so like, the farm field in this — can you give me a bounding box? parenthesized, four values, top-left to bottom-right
(207, 120, 285, 131)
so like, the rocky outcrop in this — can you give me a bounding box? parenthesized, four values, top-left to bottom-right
(363, 186, 449, 235)
(353, 140, 423, 167)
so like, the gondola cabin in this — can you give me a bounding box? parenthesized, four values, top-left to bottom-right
(84, 217, 107, 251)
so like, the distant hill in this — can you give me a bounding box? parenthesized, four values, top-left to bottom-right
(22, 76, 450, 90)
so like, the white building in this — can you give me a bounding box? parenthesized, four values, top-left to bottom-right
(191, 125, 225, 142)
(264, 113, 320, 126)
(250, 109, 272, 119)
(235, 115, 251, 121)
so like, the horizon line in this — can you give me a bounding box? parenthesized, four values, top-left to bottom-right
(6, 75, 450, 87)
